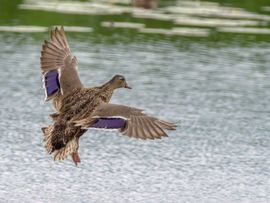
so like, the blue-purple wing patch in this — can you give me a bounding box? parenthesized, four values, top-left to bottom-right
(43, 70, 60, 99)
(90, 118, 126, 129)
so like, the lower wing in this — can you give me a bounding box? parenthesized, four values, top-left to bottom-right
(75, 103, 177, 140)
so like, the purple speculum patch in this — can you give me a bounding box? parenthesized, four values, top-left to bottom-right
(90, 118, 126, 129)
(44, 70, 60, 96)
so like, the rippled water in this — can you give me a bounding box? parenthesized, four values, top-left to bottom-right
(0, 32, 270, 202)
(1, 2, 270, 202)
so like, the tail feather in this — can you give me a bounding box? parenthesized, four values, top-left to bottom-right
(42, 125, 54, 153)
(42, 123, 85, 164)
(53, 138, 78, 161)
(42, 125, 78, 162)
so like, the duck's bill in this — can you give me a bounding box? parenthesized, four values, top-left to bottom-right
(125, 84, 132, 89)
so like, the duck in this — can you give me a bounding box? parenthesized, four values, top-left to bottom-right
(132, 0, 158, 9)
(40, 26, 176, 165)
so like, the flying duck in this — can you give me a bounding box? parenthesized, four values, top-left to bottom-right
(41, 26, 176, 165)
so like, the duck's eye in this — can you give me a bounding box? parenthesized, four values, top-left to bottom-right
(119, 77, 125, 81)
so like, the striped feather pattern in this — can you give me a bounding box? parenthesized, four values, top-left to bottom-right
(40, 26, 83, 101)
(40, 26, 70, 74)
(86, 104, 177, 140)
(120, 116, 175, 139)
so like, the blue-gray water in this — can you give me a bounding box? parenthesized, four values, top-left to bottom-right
(2, 0, 270, 202)
(0, 32, 269, 202)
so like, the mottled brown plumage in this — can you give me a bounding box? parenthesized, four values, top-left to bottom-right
(43, 75, 129, 164)
(40, 26, 176, 165)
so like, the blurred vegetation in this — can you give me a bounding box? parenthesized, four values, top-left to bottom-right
(0, 0, 270, 44)
(208, 0, 270, 13)
(1, 0, 270, 25)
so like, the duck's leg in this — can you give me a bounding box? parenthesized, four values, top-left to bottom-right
(72, 151, 81, 166)
(71, 129, 87, 165)
(71, 137, 81, 166)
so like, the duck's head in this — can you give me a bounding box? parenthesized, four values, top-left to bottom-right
(110, 74, 131, 89)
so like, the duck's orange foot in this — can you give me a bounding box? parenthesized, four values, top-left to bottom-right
(72, 152, 81, 166)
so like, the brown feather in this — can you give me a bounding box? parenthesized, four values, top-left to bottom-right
(132, 116, 139, 138)
(139, 117, 152, 139)
(136, 117, 146, 139)
(89, 104, 176, 140)
(59, 26, 69, 47)
(55, 27, 67, 48)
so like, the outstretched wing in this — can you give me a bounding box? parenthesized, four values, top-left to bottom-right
(75, 104, 177, 139)
(41, 26, 83, 101)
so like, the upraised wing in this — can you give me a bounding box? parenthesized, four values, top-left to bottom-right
(41, 26, 83, 101)
(75, 104, 177, 139)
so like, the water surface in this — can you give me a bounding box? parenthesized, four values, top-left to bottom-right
(0, 0, 270, 202)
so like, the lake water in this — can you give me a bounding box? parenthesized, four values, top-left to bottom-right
(0, 0, 270, 202)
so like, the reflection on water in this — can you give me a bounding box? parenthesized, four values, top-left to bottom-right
(0, 0, 270, 202)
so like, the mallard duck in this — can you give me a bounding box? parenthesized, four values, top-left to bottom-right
(132, 0, 158, 9)
(41, 26, 176, 165)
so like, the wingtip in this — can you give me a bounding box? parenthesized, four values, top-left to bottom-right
(44, 40, 49, 45)
(55, 25, 65, 34)
(49, 25, 61, 38)
(41, 127, 46, 134)
(172, 123, 178, 129)
(57, 25, 65, 37)
(169, 124, 177, 130)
